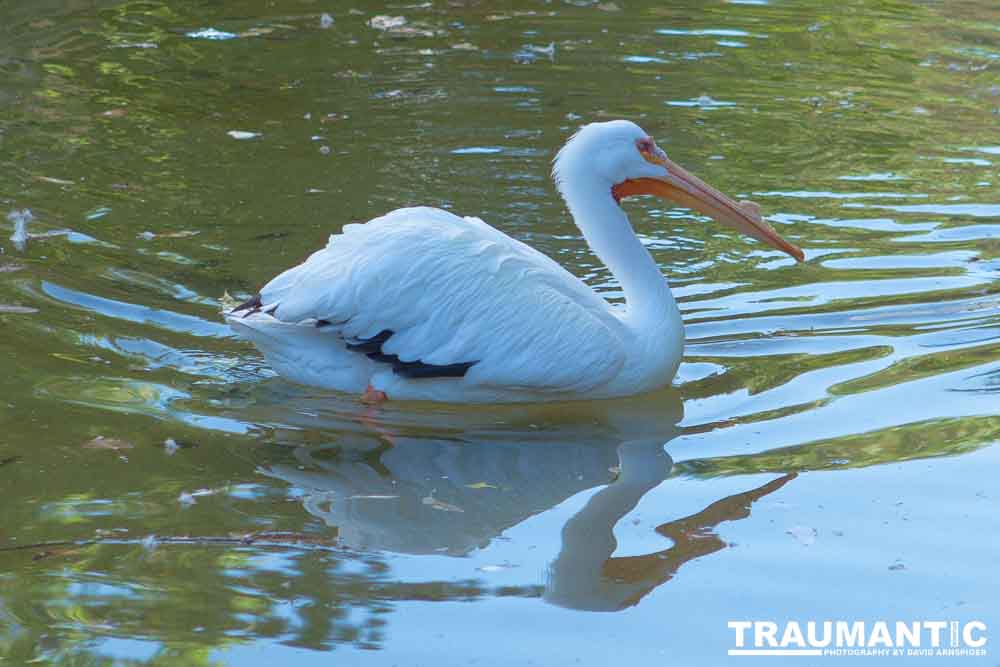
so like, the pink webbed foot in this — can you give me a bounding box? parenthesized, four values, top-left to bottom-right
(361, 384, 388, 404)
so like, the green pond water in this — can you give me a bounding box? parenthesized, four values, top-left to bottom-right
(2, 0, 999, 664)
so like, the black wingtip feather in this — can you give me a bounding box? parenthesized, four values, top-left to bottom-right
(231, 293, 263, 316)
(346, 330, 393, 354)
(347, 330, 477, 379)
(393, 360, 476, 379)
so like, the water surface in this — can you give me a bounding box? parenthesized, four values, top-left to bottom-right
(1, 0, 998, 664)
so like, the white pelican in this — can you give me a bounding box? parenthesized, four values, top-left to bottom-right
(228, 120, 803, 403)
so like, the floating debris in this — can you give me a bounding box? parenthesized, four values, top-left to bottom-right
(8, 209, 32, 251)
(367, 15, 439, 37)
(0, 304, 38, 314)
(82, 436, 134, 451)
(319, 145, 331, 155)
(320, 13, 335, 29)
(35, 176, 75, 186)
(421, 495, 464, 512)
(239, 26, 275, 38)
(368, 15, 407, 31)
(136, 229, 199, 241)
(186, 27, 239, 41)
(162, 438, 197, 454)
(227, 130, 261, 140)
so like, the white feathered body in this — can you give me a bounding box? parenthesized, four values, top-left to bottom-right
(228, 206, 683, 403)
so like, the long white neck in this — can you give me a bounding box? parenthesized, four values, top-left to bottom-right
(558, 170, 678, 329)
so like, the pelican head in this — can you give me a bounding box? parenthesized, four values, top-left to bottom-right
(553, 120, 803, 261)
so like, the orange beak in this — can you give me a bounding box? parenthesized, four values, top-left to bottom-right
(618, 151, 804, 262)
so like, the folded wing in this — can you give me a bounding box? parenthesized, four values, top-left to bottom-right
(248, 207, 626, 393)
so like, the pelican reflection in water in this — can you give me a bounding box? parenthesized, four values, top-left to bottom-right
(241, 388, 795, 612)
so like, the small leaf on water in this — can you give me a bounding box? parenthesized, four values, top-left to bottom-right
(138, 229, 195, 242)
(83, 436, 134, 451)
(239, 27, 275, 38)
(35, 176, 75, 185)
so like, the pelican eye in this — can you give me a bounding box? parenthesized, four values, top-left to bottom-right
(636, 137, 666, 166)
